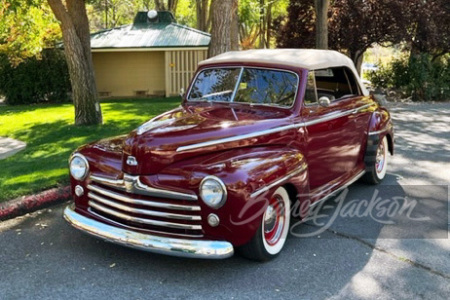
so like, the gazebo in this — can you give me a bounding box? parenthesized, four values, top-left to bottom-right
(90, 11, 210, 98)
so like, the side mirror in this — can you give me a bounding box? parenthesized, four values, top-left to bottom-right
(179, 88, 185, 98)
(318, 96, 331, 107)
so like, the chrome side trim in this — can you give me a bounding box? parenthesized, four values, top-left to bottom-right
(303, 103, 371, 127)
(90, 174, 198, 201)
(309, 170, 365, 208)
(176, 104, 371, 152)
(87, 184, 201, 211)
(251, 163, 308, 198)
(64, 205, 234, 259)
(368, 129, 386, 136)
(176, 124, 297, 152)
(88, 192, 202, 221)
(89, 201, 202, 230)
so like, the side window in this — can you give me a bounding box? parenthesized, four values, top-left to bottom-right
(303, 71, 317, 105)
(314, 67, 361, 101)
(343, 68, 360, 96)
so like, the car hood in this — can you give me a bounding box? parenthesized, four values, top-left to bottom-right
(85, 103, 295, 175)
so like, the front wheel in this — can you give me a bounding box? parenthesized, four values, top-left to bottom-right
(238, 186, 291, 261)
(363, 136, 389, 184)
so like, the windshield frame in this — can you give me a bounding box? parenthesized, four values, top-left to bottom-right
(186, 66, 300, 109)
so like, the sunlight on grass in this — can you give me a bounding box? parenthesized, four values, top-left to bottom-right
(0, 97, 181, 202)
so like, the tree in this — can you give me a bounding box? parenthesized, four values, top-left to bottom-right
(276, 0, 315, 49)
(329, 0, 405, 72)
(88, 0, 136, 30)
(48, 0, 102, 125)
(0, 0, 61, 65)
(405, 0, 450, 60)
(277, 0, 408, 73)
(231, 0, 240, 50)
(239, 0, 262, 49)
(239, 0, 288, 49)
(155, 0, 178, 13)
(314, 0, 329, 49)
(257, 0, 274, 48)
(208, 0, 238, 57)
(195, 0, 212, 31)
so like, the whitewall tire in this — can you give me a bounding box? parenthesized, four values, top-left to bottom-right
(239, 186, 291, 261)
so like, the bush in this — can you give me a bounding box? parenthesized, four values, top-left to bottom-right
(0, 49, 71, 105)
(367, 54, 450, 101)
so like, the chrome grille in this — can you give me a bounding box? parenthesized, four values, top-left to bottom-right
(86, 175, 203, 238)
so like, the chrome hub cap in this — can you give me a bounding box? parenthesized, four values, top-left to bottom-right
(263, 196, 285, 246)
(376, 142, 386, 174)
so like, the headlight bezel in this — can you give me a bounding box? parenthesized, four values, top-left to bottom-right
(69, 153, 89, 181)
(199, 176, 227, 209)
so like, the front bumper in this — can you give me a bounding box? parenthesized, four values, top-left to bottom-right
(63, 204, 234, 259)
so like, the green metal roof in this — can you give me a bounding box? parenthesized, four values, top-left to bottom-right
(90, 11, 210, 49)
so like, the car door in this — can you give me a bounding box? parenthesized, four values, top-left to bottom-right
(300, 68, 370, 191)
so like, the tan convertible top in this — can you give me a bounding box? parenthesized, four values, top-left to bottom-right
(200, 49, 369, 95)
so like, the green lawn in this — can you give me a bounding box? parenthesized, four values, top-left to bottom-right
(0, 97, 180, 203)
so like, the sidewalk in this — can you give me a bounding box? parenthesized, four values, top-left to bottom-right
(0, 137, 26, 160)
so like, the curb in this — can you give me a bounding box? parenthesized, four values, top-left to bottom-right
(0, 186, 72, 221)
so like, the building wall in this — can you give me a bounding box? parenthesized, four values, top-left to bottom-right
(92, 51, 166, 97)
(165, 49, 208, 97)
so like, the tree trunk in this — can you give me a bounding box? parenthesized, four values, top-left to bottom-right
(196, 0, 210, 32)
(259, 0, 266, 48)
(155, 0, 164, 10)
(314, 0, 329, 49)
(265, 1, 272, 48)
(352, 50, 364, 75)
(155, 0, 178, 14)
(206, 0, 213, 30)
(168, 0, 178, 14)
(104, 0, 108, 28)
(230, 0, 239, 51)
(48, 0, 102, 125)
(208, 0, 235, 57)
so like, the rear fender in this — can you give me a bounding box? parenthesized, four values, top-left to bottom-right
(367, 108, 394, 155)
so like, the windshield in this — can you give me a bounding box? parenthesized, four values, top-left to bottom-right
(187, 67, 298, 108)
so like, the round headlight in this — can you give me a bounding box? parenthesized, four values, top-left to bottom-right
(70, 154, 89, 180)
(199, 176, 227, 209)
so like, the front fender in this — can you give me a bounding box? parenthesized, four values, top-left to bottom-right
(161, 146, 308, 246)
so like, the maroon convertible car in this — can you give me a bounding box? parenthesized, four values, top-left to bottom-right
(64, 49, 394, 261)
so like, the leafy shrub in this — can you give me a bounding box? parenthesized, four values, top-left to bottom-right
(0, 49, 71, 105)
(367, 54, 450, 101)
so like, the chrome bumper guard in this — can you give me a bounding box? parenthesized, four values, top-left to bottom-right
(63, 205, 234, 259)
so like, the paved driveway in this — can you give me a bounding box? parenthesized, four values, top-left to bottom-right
(0, 103, 449, 300)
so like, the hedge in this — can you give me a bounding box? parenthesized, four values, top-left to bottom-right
(0, 49, 71, 105)
(367, 54, 450, 101)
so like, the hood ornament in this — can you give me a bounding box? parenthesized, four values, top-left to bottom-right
(126, 156, 138, 166)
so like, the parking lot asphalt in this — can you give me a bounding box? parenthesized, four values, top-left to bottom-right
(0, 102, 449, 300)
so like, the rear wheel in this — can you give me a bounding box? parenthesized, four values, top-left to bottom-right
(239, 186, 291, 261)
(363, 136, 388, 184)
